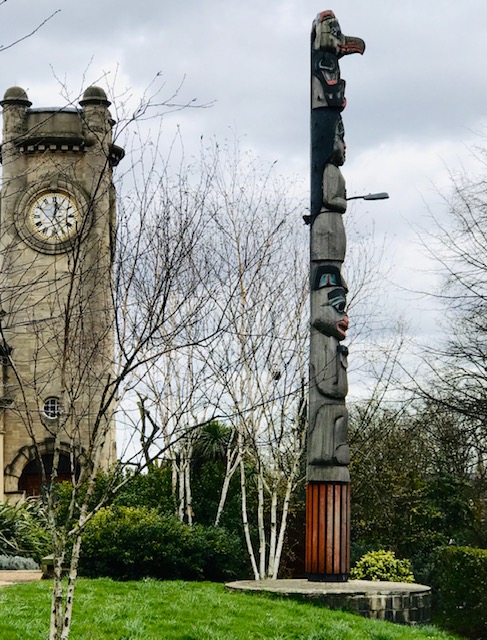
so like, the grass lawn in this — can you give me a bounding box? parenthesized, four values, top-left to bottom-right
(0, 579, 463, 640)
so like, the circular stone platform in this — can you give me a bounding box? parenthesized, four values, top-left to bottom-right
(225, 579, 431, 625)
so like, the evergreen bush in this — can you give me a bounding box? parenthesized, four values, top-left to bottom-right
(79, 505, 247, 581)
(433, 546, 487, 638)
(111, 465, 176, 515)
(350, 549, 415, 583)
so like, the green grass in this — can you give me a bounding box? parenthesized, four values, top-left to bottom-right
(0, 579, 463, 640)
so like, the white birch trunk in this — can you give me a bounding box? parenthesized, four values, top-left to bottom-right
(171, 452, 179, 505)
(257, 468, 266, 579)
(267, 487, 278, 579)
(270, 430, 305, 579)
(214, 446, 240, 526)
(239, 449, 259, 580)
(178, 462, 186, 522)
(59, 533, 83, 640)
(184, 460, 193, 526)
(270, 477, 294, 579)
(50, 544, 65, 640)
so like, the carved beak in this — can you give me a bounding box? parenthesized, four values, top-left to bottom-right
(339, 36, 366, 56)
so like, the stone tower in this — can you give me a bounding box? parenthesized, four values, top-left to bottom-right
(0, 86, 124, 500)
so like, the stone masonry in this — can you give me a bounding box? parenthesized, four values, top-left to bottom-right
(0, 86, 123, 500)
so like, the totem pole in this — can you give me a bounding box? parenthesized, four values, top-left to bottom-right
(305, 10, 365, 581)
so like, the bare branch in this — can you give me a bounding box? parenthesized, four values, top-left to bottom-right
(0, 10, 61, 53)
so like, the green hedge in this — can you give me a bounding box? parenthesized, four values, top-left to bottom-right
(433, 546, 487, 638)
(79, 506, 246, 581)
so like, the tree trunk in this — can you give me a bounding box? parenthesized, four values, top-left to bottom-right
(59, 534, 83, 640)
(178, 462, 186, 522)
(257, 468, 266, 579)
(50, 543, 65, 640)
(214, 446, 240, 526)
(239, 446, 259, 580)
(271, 477, 294, 579)
(267, 487, 278, 579)
(184, 461, 193, 526)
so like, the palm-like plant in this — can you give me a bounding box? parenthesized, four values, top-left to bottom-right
(192, 421, 233, 462)
(0, 499, 50, 562)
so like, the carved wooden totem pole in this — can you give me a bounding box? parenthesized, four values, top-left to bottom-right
(305, 11, 365, 581)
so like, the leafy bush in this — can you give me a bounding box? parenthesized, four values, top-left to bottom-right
(0, 500, 50, 563)
(432, 546, 487, 638)
(53, 466, 176, 521)
(111, 465, 176, 515)
(79, 505, 247, 581)
(350, 549, 415, 583)
(0, 554, 39, 570)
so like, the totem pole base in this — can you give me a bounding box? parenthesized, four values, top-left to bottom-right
(225, 579, 432, 625)
(305, 481, 350, 581)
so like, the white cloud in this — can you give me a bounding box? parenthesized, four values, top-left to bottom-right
(1, 0, 485, 394)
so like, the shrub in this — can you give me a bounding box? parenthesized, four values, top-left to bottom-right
(433, 546, 487, 638)
(350, 549, 415, 583)
(190, 523, 248, 581)
(0, 500, 50, 563)
(79, 505, 247, 581)
(54, 466, 176, 520)
(111, 465, 176, 515)
(0, 554, 39, 570)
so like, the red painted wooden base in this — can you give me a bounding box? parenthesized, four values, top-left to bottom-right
(305, 482, 350, 581)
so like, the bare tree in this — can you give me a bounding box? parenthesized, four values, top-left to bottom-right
(186, 143, 310, 579)
(0, 81, 224, 640)
(406, 150, 487, 471)
(0, 70, 409, 638)
(124, 140, 310, 579)
(124, 142, 310, 581)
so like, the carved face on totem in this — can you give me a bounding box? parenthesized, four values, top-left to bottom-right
(311, 50, 346, 110)
(312, 266, 349, 341)
(312, 11, 343, 54)
(312, 11, 366, 58)
(330, 118, 346, 166)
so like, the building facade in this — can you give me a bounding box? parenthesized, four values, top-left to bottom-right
(0, 86, 123, 500)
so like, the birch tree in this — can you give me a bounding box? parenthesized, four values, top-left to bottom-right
(125, 141, 310, 579)
(196, 143, 309, 579)
(0, 81, 223, 640)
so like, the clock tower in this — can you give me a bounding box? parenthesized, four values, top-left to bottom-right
(0, 86, 123, 500)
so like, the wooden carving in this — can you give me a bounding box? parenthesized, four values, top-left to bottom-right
(307, 11, 364, 484)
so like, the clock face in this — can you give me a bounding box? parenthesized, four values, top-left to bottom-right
(29, 192, 80, 243)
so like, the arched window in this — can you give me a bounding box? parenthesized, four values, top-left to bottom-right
(19, 453, 76, 497)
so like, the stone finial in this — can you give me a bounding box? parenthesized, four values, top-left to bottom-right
(79, 86, 111, 108)
(1, 86, 32, 108)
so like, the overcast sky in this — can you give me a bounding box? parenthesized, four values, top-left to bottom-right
(1, 0, 486, 354)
